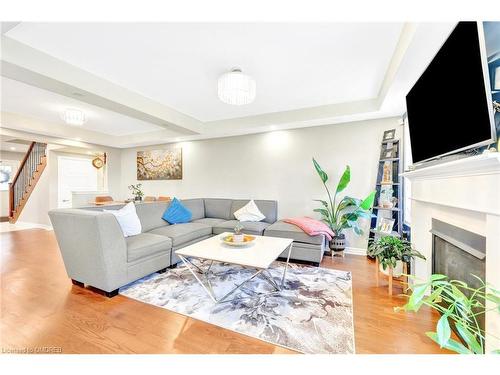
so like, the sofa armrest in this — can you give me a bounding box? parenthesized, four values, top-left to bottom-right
(48, 208, 128, 292)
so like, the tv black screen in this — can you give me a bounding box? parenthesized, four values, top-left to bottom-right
(406, 22, 494, 164)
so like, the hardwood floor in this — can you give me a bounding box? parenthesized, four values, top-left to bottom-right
(0, 229, 446, 354)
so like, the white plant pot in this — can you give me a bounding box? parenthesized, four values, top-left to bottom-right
(379, 260, 404, 277)
(233, 233, 244, 243)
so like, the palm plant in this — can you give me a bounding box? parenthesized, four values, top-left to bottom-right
(396, 274, 500, 354)
(312, 158, 375, 237)
(367, 236, 426, 270)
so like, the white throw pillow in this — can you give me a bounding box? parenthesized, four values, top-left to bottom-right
(234, 200, 266, 222)
(104, 202, 142, 237)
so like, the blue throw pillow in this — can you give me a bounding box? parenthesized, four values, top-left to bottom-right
(162, 198, 192, 224)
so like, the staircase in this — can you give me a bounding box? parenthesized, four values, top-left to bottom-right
(9, 142, 48, 223)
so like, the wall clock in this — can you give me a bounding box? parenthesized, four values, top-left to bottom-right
(92, 157, 104, 169)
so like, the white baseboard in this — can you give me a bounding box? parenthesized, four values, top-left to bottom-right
(344, 247, 367, 256)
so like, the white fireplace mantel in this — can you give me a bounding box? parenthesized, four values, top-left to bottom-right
(402, 152, 500, 352)
(402, 153, 500, 216)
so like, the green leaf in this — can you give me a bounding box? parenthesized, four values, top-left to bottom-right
(313, 199, 329, 208)
(336, 165, 351, 193)
(430, 274, 448, 281)
(425, 332, 472, 354)
(436, 313, 451, 348)
(360, 191, 376, 210)
(312, 158, 328, 183)
(405, 283, 429, 311)
(455, 322, 483, 354)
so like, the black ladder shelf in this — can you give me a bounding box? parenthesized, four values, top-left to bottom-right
(369, 132, 403, 241)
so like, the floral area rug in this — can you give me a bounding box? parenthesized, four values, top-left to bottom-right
(119, 260, 354, 354)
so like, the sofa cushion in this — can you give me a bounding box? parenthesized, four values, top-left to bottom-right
(162, 198, 192, 224)
(181, 198, 205, 220)
(264, 220, 324, 245)
(149, 223, 212, 247)
(234, 199, 266, 222)
(230, 200, 277, 224)
(204, 198, 233, 220)
(213, 220, 270, 236)
(104, 202, 142, 237)
(126, 233, 172, 262)
(192, 218, 226, 227)
(135, 201, 171, 232)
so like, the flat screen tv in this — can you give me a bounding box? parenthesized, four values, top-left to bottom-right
(406, 22, 496, 164)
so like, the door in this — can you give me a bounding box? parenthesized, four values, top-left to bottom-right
(58, 156, 99, 208)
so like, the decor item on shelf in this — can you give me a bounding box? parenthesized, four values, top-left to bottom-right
(91, 156, 104, 169)
(396, 275, 500, 354)
(381, 161, 393, 184)
(128, 183, 144, 201)
(367, 236, 425, 275)
(233, 223, 245, 242)
(378, 186, 394, 208)
(383, 129, 396, 141)
(137, 149, 182, 180)
(312, 158, 376, 253)
(377, 217, 395, 234)
(60, 108, 87, 126)
(380, 146, 397, 159)
(217, 68, 256, 106)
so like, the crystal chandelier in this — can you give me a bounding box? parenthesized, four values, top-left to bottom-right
(217, 68, 256, 105)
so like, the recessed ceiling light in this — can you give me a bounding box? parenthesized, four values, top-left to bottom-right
(61, 109, 87, 126)
(9, 146, 16, 150)
(218, 68, 256, 106)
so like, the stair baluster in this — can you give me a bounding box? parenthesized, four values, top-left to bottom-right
(8, 142, 48, 223)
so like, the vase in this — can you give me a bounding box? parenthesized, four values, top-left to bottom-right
(379, 260, 404, 277)
(135, 196, 142, 202)
(233, 233, 244, 242)
(329, 234, 346, 253)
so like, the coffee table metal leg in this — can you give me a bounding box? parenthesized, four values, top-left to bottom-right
(281, 243, 293, 288)
(179, 255, 272, 304)
(179, 255, 217, 303)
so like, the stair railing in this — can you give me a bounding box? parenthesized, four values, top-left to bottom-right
(9, 142, 47, 218)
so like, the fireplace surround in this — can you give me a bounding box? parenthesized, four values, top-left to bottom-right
(402, 152, 500, 352)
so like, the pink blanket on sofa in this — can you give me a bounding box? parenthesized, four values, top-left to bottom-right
(284, 217, 335, 241)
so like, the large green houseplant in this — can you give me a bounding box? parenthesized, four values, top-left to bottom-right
(367, 236, 426, 275)
(396, 274, 500, 354)
(312, 158, 376, 251)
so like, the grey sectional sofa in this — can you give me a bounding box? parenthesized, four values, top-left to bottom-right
(49, 198, 326, 297)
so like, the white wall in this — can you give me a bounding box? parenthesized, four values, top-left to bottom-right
(0, 151, 24, 217)
(120, 117, 402, 251)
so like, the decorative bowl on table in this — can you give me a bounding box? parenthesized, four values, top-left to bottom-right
(221, 234, 256, 247)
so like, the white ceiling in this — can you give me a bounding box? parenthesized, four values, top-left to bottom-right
(0, 22, 457, 148)
(1, 77, 166, 136)
(5, 22, 404, 122)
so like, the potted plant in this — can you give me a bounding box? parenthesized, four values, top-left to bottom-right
(128, 183, 144, 201)
(396, 274, 500, 354)
(367, 236, 426, 276)
(312, 158, 376, 253)
(233, 223, 245, 242)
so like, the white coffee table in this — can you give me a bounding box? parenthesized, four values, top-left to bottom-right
(175, 232, 293, 304)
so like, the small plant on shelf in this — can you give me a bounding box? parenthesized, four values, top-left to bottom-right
(367, 236, 426, 273)
(312, 158, 376, 252)
(396, 274, 500, 354)
(128, 183, 144, 201)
